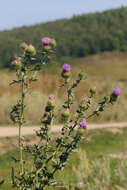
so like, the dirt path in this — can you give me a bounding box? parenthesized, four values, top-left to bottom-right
(0, 122, 127, 138)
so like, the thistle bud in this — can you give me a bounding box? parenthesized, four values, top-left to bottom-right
(50, 39, 56, 48)
(78, 71, 85, 80)
(90, 87, 96, 96)
(43, 45, 51, 51)
(20, 42, 28, 51)
(11, 56, 22, 68)
(61, 108, 70, 122)
(46, 95, 56, 111)
(26, 44, 36, 56)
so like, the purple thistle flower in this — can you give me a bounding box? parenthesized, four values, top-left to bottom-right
(62, 64, 71, 72)
(42, 37, 51, 46)
(49, 94, 55, 102)
(112, 87, 120, 97)
(79, 120, 87, 129)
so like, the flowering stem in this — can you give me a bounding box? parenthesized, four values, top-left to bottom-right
(19, 72, 25, 173)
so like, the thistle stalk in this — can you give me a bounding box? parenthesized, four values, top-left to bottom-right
(19, 72, 25, 173)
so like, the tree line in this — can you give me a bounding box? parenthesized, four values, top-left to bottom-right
(0, 7, 127, 68)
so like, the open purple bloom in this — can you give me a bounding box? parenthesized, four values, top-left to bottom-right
(49, 94, 55, 101)
(62, 64, 71, 72)
(49, 94, 55, 103)
(42, 37, 51, 45)
(79, 120, 87, 129)
(112, 87, 120, 97)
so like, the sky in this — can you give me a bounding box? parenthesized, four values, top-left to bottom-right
(1, 0, 127, 31)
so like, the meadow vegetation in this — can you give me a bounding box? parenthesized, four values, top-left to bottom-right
(0, 51, 126, 125)
(1, 127, 127, 189)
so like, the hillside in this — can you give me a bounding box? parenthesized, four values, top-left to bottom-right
(1, 7, 127, 68)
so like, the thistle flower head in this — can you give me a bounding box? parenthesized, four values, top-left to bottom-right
(112, 87, 120, 97)
(49, 94, 55, 104)
(49, 94, 55, 101)
(42, 37, 51, 46)
(11, 56, 22, 67)
(79, 120, 87, 129)
(62, 64, 71, 72)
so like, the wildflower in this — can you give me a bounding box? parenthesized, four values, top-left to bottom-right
(42, 37, 51, 46)
(80, 97, 88, 108)
(61, 64, 71, 79)
(79, 120, 87, 129)
(62, 64, 71, 72)
(112, 87, 120, 97)
(49, 94, 55, 102)
(110, 87, 120, 103)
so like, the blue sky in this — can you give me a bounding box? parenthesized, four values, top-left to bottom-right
(1, 0, 127, 31)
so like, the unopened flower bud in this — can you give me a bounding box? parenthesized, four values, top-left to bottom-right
(61, 108, 70, 121)
(78, 72, 85, 80)
(61, 71, 71, 79)
(20, 42, 28, 50)
(50, 39, 56, 48)
(43, 45, 51, 51)
(26, 44, 36, 56)
(11, 56, 22, 68)
(90, 87, 96, 96)
(68, 96, 73, 102)
(45, 95, 56, 111)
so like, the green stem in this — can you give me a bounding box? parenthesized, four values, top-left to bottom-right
(19, 72, 25, 173)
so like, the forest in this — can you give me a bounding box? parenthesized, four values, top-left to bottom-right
(0, 7, 127, 68)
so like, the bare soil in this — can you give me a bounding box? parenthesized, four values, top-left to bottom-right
(0, 122, 127, 138)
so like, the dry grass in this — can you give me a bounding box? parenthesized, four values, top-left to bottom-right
(0, 51, 127, 125)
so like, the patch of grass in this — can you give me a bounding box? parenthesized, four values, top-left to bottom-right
(81, 127, 127, 158)
(1, 127, 127, 189)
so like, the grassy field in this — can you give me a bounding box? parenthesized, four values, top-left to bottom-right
(1, 126, 127, 189)
(0, 51, 127, 125)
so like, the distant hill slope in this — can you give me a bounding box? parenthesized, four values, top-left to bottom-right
(1, 7, 127, 68)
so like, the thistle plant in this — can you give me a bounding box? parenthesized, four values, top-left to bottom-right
(9, 38, 120, 190)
